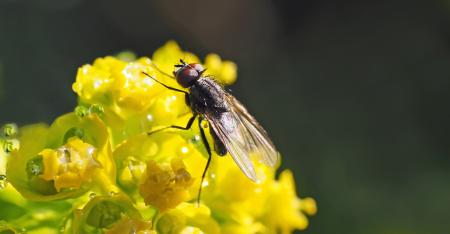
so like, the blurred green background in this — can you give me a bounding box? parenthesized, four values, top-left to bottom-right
(1, 0, 450, 233)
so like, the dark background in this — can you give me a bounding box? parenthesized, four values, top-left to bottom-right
(1, 0, 450, 233)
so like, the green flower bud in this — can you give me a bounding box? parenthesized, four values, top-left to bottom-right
(86, 200, 124, 228)
(71, 195, 141, 233)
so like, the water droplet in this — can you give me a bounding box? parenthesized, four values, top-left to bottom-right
(202, 180, 209, 187)
(75, 106, 89, 118)
(109, 190, 118, 196)
(201, 120, 209, 129)
(146, 114, 153, 122)
(59, 226, 65, 233)
(1, 123, 18, 137)
(89, 192, 96, 199)
(3, 139, 19, 153)
(89, 104, 104, 116)
(181, 146, 189, 154)
(0, 175, 8, 189)
(189, 135, 201, 144)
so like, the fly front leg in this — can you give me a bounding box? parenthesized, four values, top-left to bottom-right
(147, 113, 198, 136)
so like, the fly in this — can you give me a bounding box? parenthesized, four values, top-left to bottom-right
(143, 59, 279, 202)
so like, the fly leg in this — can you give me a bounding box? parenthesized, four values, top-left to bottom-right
(197, 116, 212, 205)
(147, 113, 197, 135)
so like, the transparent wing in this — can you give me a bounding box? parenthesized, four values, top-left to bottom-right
(225, 93, 279, 167)
(204, 93, 279, 182)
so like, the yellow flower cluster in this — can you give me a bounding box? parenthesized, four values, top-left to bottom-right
(0, 41, 316, 233)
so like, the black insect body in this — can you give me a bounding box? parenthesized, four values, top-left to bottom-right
(143, 59, 279, 201)
(188, 78, 229, 156)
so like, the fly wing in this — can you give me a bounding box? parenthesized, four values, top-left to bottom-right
(204, 92, 279, 182)
(206, 111, 258, 181)
(224, 93, 279, 167)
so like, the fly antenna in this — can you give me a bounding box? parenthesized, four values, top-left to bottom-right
(150, 61, 175, 79)
(141, 71, 188, 95)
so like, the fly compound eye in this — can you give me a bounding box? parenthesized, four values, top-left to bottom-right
(189, 63, 205, 74)
(175, 66, 199, 88)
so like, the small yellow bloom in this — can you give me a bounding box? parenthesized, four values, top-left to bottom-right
(114, 130, 206, 195)
(39, 138, 100, 191)
(152, 41, 200, 76)
(139, 158, 193, 212)
(73, 56, 164, 115)
(204, 54, 238, 85)
(156, 203, 220, 234)
(263, 170, 317, 234)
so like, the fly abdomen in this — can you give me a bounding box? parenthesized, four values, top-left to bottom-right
(210, 126, 227, 156)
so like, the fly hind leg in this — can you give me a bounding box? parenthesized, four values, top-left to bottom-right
(197, 116, 213, 204)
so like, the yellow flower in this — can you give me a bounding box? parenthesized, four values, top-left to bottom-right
(151, 40, 200, 76)
(7, 113, 115, 201)
(204, 54, 238, 85)
(155, 203, 220, 234)
(73, 56, 164, 115)
(113, 129, 206, 196)
(202, 151, 316, 234)
(139, 158, 194, 212)
(39, 138, 100, 192)
(200, 154, 272, 232)
(262, 170, 317, 234)
(2, 41, 316, 233)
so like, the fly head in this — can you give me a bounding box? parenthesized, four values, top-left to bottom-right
(174, 59, 205, 88)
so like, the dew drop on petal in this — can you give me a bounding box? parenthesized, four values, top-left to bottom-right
(147, 114, 153, 122)
(189, 135, 201, 144)
(1, 123, 18, 137)
(0, 175, 8, 189)
(181, 146, 189, 154)
(89, 192, 96, 199)
(109, 190, 118, 196)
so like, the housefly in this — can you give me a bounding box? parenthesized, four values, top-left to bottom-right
(143, 59, 279, 200)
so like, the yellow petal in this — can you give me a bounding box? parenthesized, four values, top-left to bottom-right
(39, 149, 59, 181)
